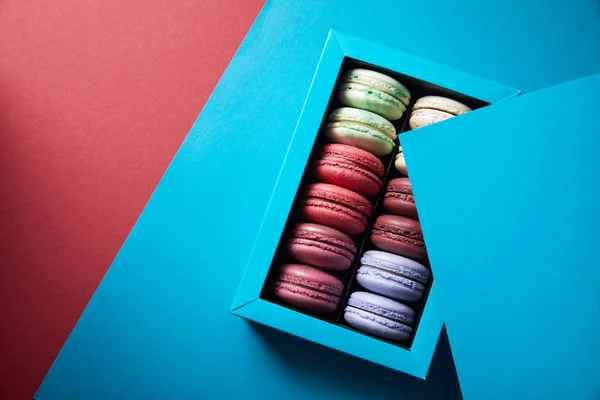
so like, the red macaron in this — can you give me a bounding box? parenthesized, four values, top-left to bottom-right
(273, 264, 344, 313)
(302, 183, 373, 236)
(383, 177, 418, 219)
(287, 223, 356, 271)
(371, 214, 427, 262)
(313, 144, 384, 197)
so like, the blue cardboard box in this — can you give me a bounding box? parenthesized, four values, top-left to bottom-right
(35, 1, 600, 399)
(231, 30, 520, 379)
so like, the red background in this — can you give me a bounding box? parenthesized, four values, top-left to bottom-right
(0, 1, 265, 398)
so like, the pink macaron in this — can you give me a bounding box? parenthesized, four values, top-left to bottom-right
(371, 214, 427, 262)
(302, 183, 373, 236)
(383, 177, 418, 219)
(287, 223, 356, 271)
(273, 264, 344, 313)
(313, 144, 384, 197)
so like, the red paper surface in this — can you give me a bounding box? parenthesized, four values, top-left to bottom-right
(0, 1, 265, 398)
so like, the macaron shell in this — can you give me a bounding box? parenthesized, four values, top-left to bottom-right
(274, 281, 339, 313)
(361, 250, 430, 284)
(328, 108, 397, 140)
(287, 223, 355, 271)
(302, 198, 367, 236)
(383, 177, 418, 219)
(394, 149, 408, 175)
(345, 69, 411, 103)
(349, 291, 416, 321)
(278, 264, 344, 296)
(302, 184, 372, 236)
(371, 215, 427, 262)
(273, 264, 344, 313)
(343, 291, 414, 341)
(344, 69, 411, 106)
(413, 95, 471, 115)
(319, 144, 385, 177)
(339, 83, 406, 120)
(344, 307, 412, 341)
(356, 266, 424, 302)
(313, 158, 382, 197)
(409, 108, 454, 129)
(326, 123, 394, 156)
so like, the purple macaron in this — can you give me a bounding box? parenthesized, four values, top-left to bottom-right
(344, 291, 414, 341)
(356, 250, 430, 302)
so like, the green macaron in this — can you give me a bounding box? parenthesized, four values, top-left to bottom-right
(325, 107, 397, 156)
(338, 69, 411, 120)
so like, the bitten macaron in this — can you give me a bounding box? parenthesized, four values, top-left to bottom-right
(409, 95, 471, 129)
(344, 291, 414, 341)
(325, 107, 397, 156)
(287, 223, 356, 271)
(338, 69, 411, 120)
(313, 144, 384, 197)
(383, 177, 418, 219)
(273, 264, 344, 313)
(371, 214, 427, 262)
(356, 250, 429, 302)
(302, 183, 373, 236)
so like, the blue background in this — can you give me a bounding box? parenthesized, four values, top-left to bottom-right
(37, 0, 600, 399)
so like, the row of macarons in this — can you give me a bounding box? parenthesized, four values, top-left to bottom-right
(327, 68, 472, 155)
(270, 68, 441, 342)
(271, 177, 429, 341)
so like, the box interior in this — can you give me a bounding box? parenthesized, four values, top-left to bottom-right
(259, 57, 490, 349)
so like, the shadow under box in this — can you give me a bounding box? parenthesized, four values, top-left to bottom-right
(259, 57, 490, 350)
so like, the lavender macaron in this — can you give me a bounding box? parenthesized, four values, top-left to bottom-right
(356, 250, 430, 302)
(344, 291, 414, 341)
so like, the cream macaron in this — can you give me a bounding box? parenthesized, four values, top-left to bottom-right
(409, 96, 471, 129)
(395, 146, 407, 175)
(338, 69, 411, 121)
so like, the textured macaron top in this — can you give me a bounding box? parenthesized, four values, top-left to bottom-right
(343, 69, 411, 106)
(347, 291, 415, 324)
(327, 107, 397, 141)
(318, 144, 385, 178)
(277, 264, 344, 296)
(304, 183, 373, 217)
(413, 95, 471, 116)
(361, 250, 430, 284)
(373, 215, 424, 242)
(386, 177, 413, 197)
(289, 223, 356, 256)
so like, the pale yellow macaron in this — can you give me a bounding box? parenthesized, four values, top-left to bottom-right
(409, 96, 471, 129)
(395, 146, 407, 175)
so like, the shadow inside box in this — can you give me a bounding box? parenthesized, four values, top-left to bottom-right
(250, 322, 462, 399)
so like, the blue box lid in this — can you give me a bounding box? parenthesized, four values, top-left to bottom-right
(401, 72, 600, 400)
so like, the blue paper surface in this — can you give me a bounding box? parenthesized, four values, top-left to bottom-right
(402, 72, 600, 400)
(36, 0, 600, 399)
